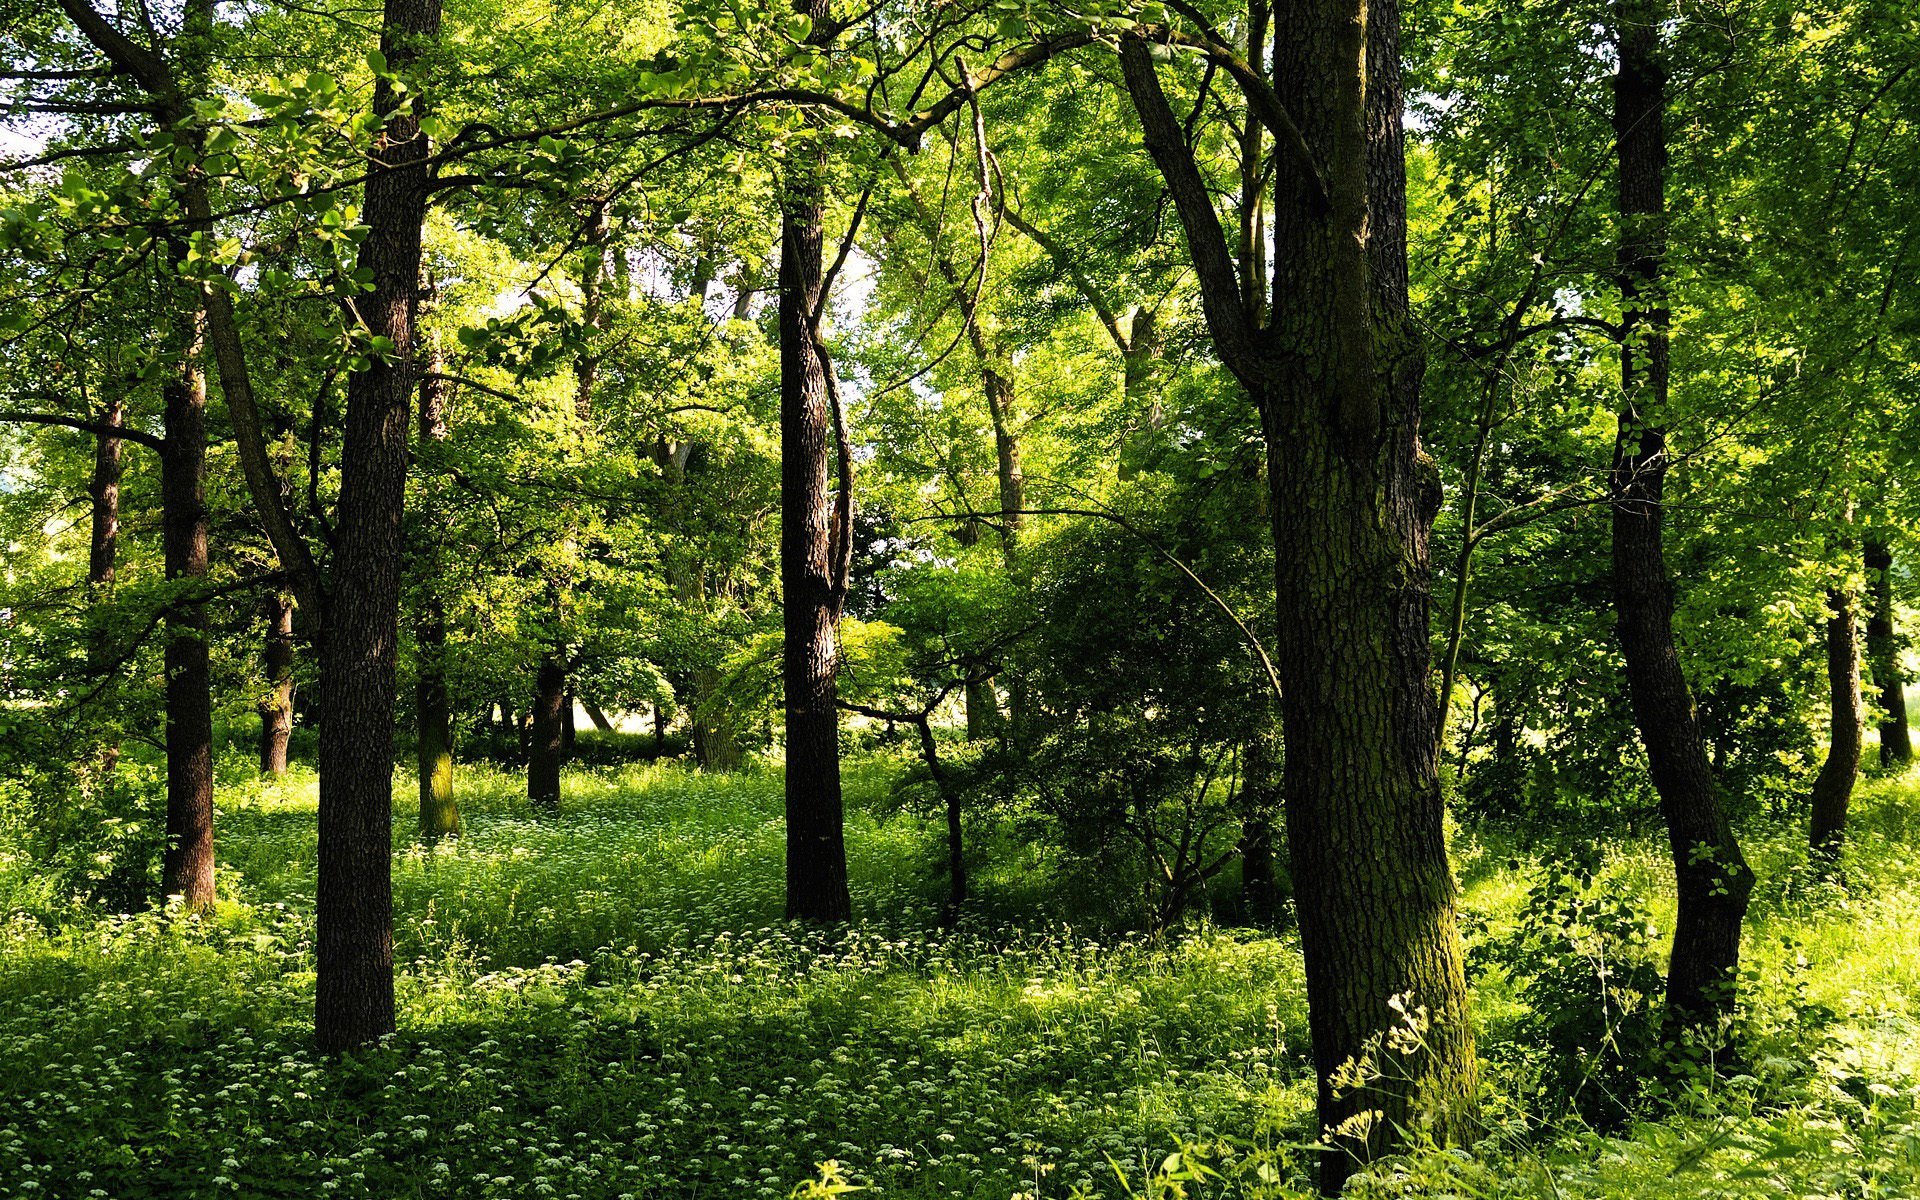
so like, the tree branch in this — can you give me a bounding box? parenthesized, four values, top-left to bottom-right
(0, 409, 164, 451)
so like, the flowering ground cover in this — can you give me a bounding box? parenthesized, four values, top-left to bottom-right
(3, 754, 1918, 1198)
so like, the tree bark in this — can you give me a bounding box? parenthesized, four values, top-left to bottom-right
(1120, 13, 1478, 1184)
(582, 700, 615, 732)
(315, 0, 440, 1054)
(528, 656, 565, 813)
(779, 0, 851, 924)
(1865, 537, 1911, 765)
(160, 308, 215, 912)
(260, 591, 295, 776)
(1810, 586, 1864, 860)
(87, 396, 124, 771)
(1609, 0, 1753, 1038)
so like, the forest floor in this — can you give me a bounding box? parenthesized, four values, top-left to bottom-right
(2, 752, 1919, 1198)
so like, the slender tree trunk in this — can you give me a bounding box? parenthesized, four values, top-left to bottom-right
(1865, 537, 1911, 765)
(914, 715, 965, 919)
(416, 601, 457, 838)
(415, 336, 457, 839)
(1239, 725, 1282, 927)
(582, 700, 615, 732)
(315, 0, 440, 1054)
(1122, 7, 1478, 1183)
(779, 1, 851, 923)
(160, 310, 215, 912)
(562, 689, 576, 757)
(1609, 0, 1753, 1037)
(528, 656, 565, 813)
(87, 396, 124, 771)
(260, 592, 295, 776)
(1810, 586, 1864, 860)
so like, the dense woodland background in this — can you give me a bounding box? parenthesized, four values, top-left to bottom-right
(2, 0, 1919, 1195)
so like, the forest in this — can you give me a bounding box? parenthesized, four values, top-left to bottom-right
(1, 0, 1917, 1195)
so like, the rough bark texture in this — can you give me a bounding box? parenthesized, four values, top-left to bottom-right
(87, 398, 123, 601)
(160, 310, 215, 912)
(87, 397, 124, 770)
(260, 592, 295, 776)
(1121, 10, 1478, 1184)
(528, 656, 565, 813)
(779, 0, 851, 924)
(315, 0, 439, 1054)
(1865, 537, 1911, 765)
(1609, 0, 1753, 1036)
(1810, 586, 1864, 860)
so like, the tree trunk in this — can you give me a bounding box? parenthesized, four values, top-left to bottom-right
(1239, 725, 1282, 927)
(779, 2, 851, 924)
(260, 591, 295, 776)
(528, 656, 565, 814)
(690, 666, 745, 770)
(315, 0, 440, 1055)
(1865, 537, 1911, 765)
(915, 715, 965, 920)
(160, 310, 215, 913)
(1609, 0, 1753, 1038)
(562, 689, 576, 757)
(87, 396, 124, 771)
(416, 600, 457, 839)
(582, 700, 615, 732)
(1121, 9, 1477, 1183)
(415, 332, 457, 839)
(1810, 586, 1864, 860)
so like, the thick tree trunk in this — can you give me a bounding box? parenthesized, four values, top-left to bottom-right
(87, 397, 124, 771)
(528, 656, 565, 813)
(315, 0, 440, 1054)
(779, 5, 851, 924)
(1122, 8, 1478, 1184)
(562, 690, 576, 757)
(1865, 537, 1911, 766)
(160, 312, 215, 912)
(1810, 586, 1864, 860)
(1609, 0, 1753, 1038)
(260, 592, 295, 776)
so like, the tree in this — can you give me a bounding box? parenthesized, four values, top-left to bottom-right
(1114, 13, 1478, 1179)
(778, 0, 852, 923)
(314, 0, 441, 1053)
(1865, 536, 1912, 766)
(1607, 0, 1753, 1038)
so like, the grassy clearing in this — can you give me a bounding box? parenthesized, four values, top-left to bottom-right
(2, 754, 1918, 1197)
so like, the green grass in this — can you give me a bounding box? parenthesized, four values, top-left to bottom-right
(2, 755, 1918, 1197)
